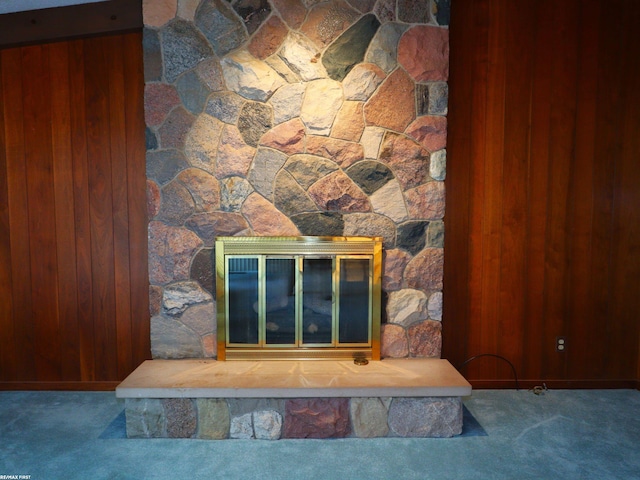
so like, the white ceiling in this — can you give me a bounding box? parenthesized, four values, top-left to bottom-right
(0, 0, 108, 14)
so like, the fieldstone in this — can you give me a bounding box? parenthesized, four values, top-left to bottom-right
(276, 31, 327, 82)
(379, 132, 430, 190)
(269, 83, 306, 124)
(322, 14, 380, 82)
(346, 160, 394, 195)
(185, 212, 250, 244)
(220, 176, 254, 212)
(242, 193, 301, 235)
(177, 0, 200, 20)
(176, 70, 210, 114)
(190, 248, 215, 295)
(222, 51, 285, 102)
(156, 180, 195, 226)
(253, 410, 283, 440)
(428, 291, 443, 321)
(380, 323, 408, 358)
(346, 0, 376, 13)
(300, 79, 343, 135)
(306, 136, 364, 168)
(427, 220, 444, 248)
(202, 333, 217, 357)
(308, 170, 371, 212)
(397, 220, 429, 255)
(434, 0, 451, 25)
(365, 22, 408, 73)
(290, 212, 345, 236)
(195, 0, 248, 56)
(265, 55, 301, 83)
(230, 413, 254, 439)
(398, 0, 431, 23)
(161, 19, 213, 83)
(185, 113, 224, 174)
(125, 398, 165, 438)
(216, 125, 256, 178)
(147, 179, 162, 219)
(388, 397, 462, 437)
(409, 320, 442, 356)
(151, 314, 202, 358)
(272, 0, 307, 28)
(230, 0, 271, 34)
(259, 118, 306, 155)
(387, 289, 428, 327)
(364, 68, 415, 132)
(177, 168, 221, 212)
(149, 285, 163, 316)
(283, 398, 351, 438)
(274, 170, 318, 217)
(342, 63, 385, 101)
(350, 397, 389, 438)
(197, 398, 229, 439)
(343, 212, 396, 247)
(248, 147, 288, 199)
(163, 398, 196, 438)
(163, 281, 213, 316)
(180, 302, 215, 336)
(382, 248, 411, 291)
(143, 28, 162, 82)
(248, 14, 288, 60)
(369, 179, 408, 223)
(227, 398, 285, 417)
(284, 154, 339, 189)
(406, 115, 448, 153)
(143, 0, 177, 27)
(373, 0, 395, 21)
(430, 149, 446, 180)
(405, 181, 445, 220)
(146, 127, 158, 151)
(238, 102, 273, 147)
(404, 248, 444, 291)
(158, 106, 194, 149)
(145, 83, 181, 127)
(331, 101, 365, 142)
(417, 82, 448, 116)
(148, 221, 203, 285)
(205, 91, 245, 124)
(196, 57, 225, 92)
(300, 0, 360, 48)
(360, 126, 385, 159)
(398, 25, 449, 82)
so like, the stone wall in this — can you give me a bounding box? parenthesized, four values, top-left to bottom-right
(144, 0, 450, 359)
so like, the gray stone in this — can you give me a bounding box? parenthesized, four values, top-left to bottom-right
(434, 0, 451, 25)
(350, 398, 389, 438)
(151, 314, 202, 358)
(156, 181, 196, 226)
(195, 0, 248, 56)
(197, 398, 230, 439)
(238, 102, 273, 147)
(161, 19, 214, 83)
(253, 410, 283, 440)
(427, 219, 444, 247)
(274, 170, 319, 217)
(369, 179, 409, 223)
(323, 14, 380, 82)
(220, 176, 254, 212)
(163, 398, 197, 438)
(398, 0, 432, 24)
(387, 289, 429, 327)
(417, 82, 449, 116)
(125, 398, 165, 438)
(300, 78, 343, 135)
(158, 105, 195, 149)
(146, 126, 158, 150)
(190, 248, 215, 295)
(430, 149, 446, 181)
(346, 160, 394, 195)
(397, 221, 429, 256)
(248, 148, 288, 199)
(342, 63, 385, 101)
(269, 83, 306, 124)
(227, 398, 286, 417)
(176, 70, 211, 114)
(277, 31, 327, 81)
(388, 397, 462, 438)
(205, 92, 245, 124)
(343, 213, 396, 247)
(180, 302, 215, 336)
(185, 113, 224, 174)
(284, 154, 340, 190)
(428, 291, 443, 321)
(195, 57, 225, 92)
(365, 22, 408, 73)
(147, 149, 189, 186)
(264, 54, 301, 83)
(230, 413, 254, 439)
(163, 281, 213, 315)
(290, 212, 344, 236)
(143, 28, 162, 82)
(221, 51, 285, 102)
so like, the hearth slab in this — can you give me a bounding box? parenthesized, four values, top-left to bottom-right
(115, 358, 471, 398)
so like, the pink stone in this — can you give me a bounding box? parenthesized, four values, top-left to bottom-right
(248, 15, 289, 60)
(403, 248, 444, 291)
(406, 115, 448, 153)
(202, 333, 217, 358)
(331, 101, 365, 142)
(381, 323, 409, 358)
(405, 181, 445, 220)
(378, 132, 429, 190)
(283, 398, 351, 438)
(373, 0, 395, 22)
(148, 221, 203, 285)
(241, 193, 300, 236)
(158, 106, 195, 149)
(216, 125, 256, 179)
(147, 179, 161, 220)
(306, 135, 364, 168)
(307, 170, 371, 212)
(300, 0, 359, 48)
(143, 0, 177, 27)
(408, 320, 442, 357)
(382, 248, 411, 291)
(145, 83, 180, 127)
(398, 25, 449, 82)
(177, 168, 221, 213)
(271, 0, 308, 28)
(364, 68, 415, 132)
(259, 118, 306, 155)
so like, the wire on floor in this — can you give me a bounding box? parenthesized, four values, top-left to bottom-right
(457, 353, 521, 391)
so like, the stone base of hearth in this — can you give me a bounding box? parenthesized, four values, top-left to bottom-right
(116, 359, 471, 439)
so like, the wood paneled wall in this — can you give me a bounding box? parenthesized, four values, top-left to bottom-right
(444, 0, 640, 388)
(0, 32, 150, 389)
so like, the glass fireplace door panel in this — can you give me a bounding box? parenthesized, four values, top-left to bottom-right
(265, 257, 296, 345)
(227, 257, 259, 345)
(301, 258, 334, 345)
(338, 257, 371, 345)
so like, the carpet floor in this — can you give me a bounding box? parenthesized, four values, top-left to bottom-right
(1, 389, 639, 479)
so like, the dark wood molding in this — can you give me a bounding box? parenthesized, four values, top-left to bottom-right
(0, 0, 142, 49)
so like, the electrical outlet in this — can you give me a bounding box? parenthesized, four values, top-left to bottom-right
(556, 336, 566, 352)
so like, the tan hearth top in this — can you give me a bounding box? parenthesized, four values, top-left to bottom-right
(115, 358, 471, 399)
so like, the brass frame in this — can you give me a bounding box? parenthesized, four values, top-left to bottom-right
(215, 236, 382, 361)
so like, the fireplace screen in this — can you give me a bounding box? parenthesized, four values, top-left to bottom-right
(215, 236, 382, 360)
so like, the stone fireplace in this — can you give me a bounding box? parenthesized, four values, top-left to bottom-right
(145, 0, 449, 362)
